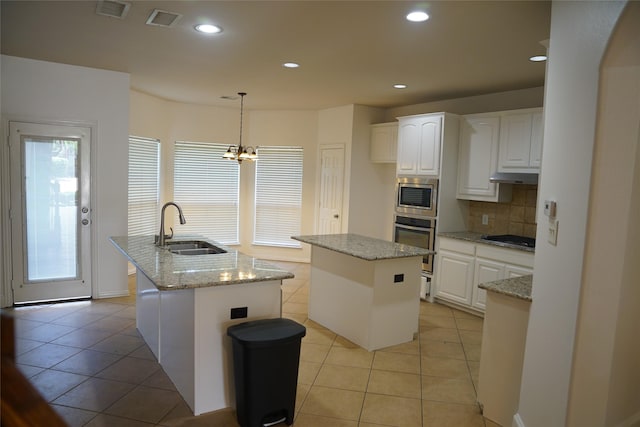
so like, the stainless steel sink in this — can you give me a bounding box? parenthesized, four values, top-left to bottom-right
(165, 240, 227, 255)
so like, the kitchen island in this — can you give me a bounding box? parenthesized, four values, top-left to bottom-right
(477, 274, 532, 427)
(110, 235, 293, 416)
(292, 234, 433, 351)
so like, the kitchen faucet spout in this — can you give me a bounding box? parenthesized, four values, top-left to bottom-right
(156, 202, 186, 246)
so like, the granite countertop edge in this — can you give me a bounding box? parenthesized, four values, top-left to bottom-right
(292, 233, 434, 261)
(478, 274, 533, 301)
(438, 231, 535, 253)
(110, 235, 294, 291)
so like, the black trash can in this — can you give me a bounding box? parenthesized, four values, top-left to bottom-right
(227, 318, 306, 427)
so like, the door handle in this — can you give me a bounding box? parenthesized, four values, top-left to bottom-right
(333, 214, 339, 219)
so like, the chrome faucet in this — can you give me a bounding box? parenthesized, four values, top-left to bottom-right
(156, 202, 186, 246)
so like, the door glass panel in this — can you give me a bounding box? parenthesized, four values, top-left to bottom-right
(24, 137, 80, 282)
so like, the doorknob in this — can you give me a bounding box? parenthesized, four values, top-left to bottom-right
(333, 214, 339, 219)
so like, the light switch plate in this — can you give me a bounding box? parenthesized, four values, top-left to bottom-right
(548, 219, 559, 245)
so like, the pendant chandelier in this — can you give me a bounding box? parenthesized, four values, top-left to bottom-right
(223, 92, 258, 163)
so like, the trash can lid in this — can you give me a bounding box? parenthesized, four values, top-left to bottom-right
(227, 318, 306, 345)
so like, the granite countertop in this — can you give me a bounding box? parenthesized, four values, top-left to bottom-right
(110, 235, 294, 291)
(478, 274, 533, 301)
(292, 233, 434, 261)
(438, 231, 535, 253)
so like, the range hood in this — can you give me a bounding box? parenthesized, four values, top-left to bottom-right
(489, 172, 539, 185)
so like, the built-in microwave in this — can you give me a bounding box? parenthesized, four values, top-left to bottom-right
(396, 177, 438, 217)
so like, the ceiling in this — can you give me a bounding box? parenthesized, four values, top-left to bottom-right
(1, 1, 551, 111)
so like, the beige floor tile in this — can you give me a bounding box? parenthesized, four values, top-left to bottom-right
(468, 361, 480, 388)
(299, 386, 364, 421)
(451, 309, 482, 320)
(303, 318, 333, 333)
(282, 301, 309, 315)
(420, 340, 466, 360)
(298, 360, 322, 385)
(463, 343, 482, 362)
(420, 302, 454, 318)
(50, 328, 114, 349)
(360, 393, 422, 427)
(17, 343, 82, 368)
(419, 315, 457, 329)
(293, 413, 358, 426)
(104, 385, 182, 424)
(332, 335, 360, 349)
(53, 377, 135, 412)
(372, 351, 420, 374)
(314, 364, 370, 392)
(484, 417, 502, 427)
(29, 369, 89, 402)
(378, 338, 420, 355)
(84, 413, 156, 426)
(325, 346, 374, 369)
(419, 327, 460, 343)
(421, 355, 471, 380)
(89, 333, 145, 355)
(300, 342, 331, 363)
(422, 400, 485, 427)
(459, 330, 483, 347)
(287, 293, 309, 304)
(296, 383, 311, 412)
(367, 369, 421, 398)
(455, 317, 484, 332)
(53, 349, 123, 376)
(303, 327, 336, 346)
(283, 313, 307, 324)
(422, 375, 477, 404)
(51, 404, 98, 427)
(95, 356, 160, 384)
(19, 323, 77, 343)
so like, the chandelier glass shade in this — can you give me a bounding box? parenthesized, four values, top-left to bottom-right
(223, 92, 258, 163)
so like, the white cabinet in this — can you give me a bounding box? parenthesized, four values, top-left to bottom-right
(370, 122, 398, 163)
(498, 108, 544, 173)
(456, 114, 511, 202)
(434, 237, 534, 313)
(396, 113, 445, 176)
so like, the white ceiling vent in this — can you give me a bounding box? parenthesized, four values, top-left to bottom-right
(146, 9, 183, 28)
(95, 0, 130, 19)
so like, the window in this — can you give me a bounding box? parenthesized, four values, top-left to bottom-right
(128, 136, 160, 236)
(173, 141, 239, 244)
(254, 146, 303, 247)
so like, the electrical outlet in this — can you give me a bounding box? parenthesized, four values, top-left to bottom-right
(482, 214, 489, 225)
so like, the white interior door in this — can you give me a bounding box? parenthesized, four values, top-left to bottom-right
(317, 145, 345, 234)
(9, 121, 92, 304)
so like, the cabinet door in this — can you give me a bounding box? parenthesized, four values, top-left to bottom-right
(499, 112, 533, 170)
(529, 111, 543, 168)
(435, 249, 475, 305)
(397, 120, 420, 175)
(457, 116, 500, 201)
(473, 258, 505, 311)
(416, 116, 442, 176)
(370, 123, 398, 163)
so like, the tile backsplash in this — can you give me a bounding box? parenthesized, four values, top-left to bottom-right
(467, 185, 538, 238)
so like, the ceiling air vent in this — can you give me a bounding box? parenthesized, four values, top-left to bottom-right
(146, 9, 183, 27)
(95, 0, 130, 19)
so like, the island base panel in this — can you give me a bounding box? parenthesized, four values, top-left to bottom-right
(136, 271, 160, 360)
(308, 246, 421, 351)
(159, 281, 282, 416)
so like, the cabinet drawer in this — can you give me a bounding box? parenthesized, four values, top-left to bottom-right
(438, 237, 475, 256)
(476, 244, 534, 268)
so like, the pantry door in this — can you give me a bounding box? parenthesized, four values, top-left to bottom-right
(9, 121, 92, 304)
(317, 144, 345, 234)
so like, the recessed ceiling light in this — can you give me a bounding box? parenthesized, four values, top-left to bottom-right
(195, 24, 222, 34)
(529, 55, 547, 62)
(406, 11, 429, 22)
(283, 62, 300, 68)
(394, 84, 407, 89)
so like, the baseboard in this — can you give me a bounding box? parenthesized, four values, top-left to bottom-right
(513, 413, 526, 427)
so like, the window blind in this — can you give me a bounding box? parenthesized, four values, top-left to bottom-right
(174, 141, 239, 244)
(128, 136, 160, 236)
(254, 146, 303, 247)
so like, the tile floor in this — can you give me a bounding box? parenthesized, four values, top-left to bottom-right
(3, 261, 498, 427)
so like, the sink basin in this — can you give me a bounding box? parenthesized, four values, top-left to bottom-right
(165, 240, 227, 255)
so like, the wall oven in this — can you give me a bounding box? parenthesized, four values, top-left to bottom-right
(396, 177, 438, 217)
(393, 215, 436, 273)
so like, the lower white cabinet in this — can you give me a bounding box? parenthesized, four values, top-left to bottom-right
(434, 237, 534, 313)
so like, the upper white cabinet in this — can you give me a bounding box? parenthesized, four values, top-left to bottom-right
(498, 108, 544, 173)
(456, 114, 511, 202)
(370, 122, 398, 163)
(397, 113, 446, 176)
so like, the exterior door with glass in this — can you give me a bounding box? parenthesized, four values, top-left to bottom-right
(9, 121, 92, 304)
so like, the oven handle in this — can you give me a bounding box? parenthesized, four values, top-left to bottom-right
(395, 223, 435, 232)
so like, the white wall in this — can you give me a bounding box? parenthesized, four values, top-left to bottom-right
(1, 55, 130, 301)
(130, 90, 318, 262)
(567, 2, 640, 425)
(516, 2, 626, 426)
